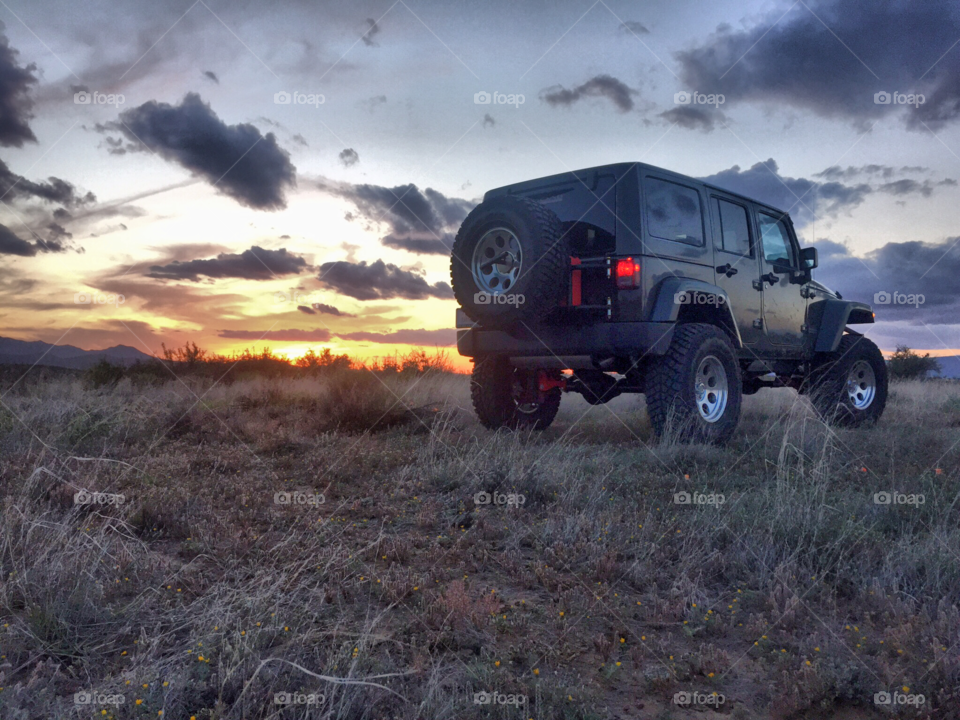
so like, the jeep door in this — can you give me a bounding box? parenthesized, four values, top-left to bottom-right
(707, 193, 763, 347)
(754, 208, 807, 348)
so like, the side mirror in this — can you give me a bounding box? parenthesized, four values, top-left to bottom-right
(799, 247, 818, 270)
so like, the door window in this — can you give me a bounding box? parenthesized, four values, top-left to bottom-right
(715, 198, 752, 256)
(757, 212, 796, 266)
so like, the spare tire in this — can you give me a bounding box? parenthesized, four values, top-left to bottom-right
(450, 195, 567, 326)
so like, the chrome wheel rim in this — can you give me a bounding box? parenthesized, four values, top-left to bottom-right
(846, 360, 876, 410)
(695, 355, 728, 422)
(472, 227, 522, 295)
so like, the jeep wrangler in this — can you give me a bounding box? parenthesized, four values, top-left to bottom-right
(450, 162, 887, 444)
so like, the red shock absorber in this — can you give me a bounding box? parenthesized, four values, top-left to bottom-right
(537, 370, 567, 393)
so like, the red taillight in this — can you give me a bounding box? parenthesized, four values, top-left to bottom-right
(615, 257, 641, 289)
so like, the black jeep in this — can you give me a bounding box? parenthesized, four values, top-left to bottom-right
(450, 162, 887, 444)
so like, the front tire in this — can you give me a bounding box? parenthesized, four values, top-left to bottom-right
(471, 356, 561, 430)
(806, 334, 887, 427)
(645, 324, 743, 445)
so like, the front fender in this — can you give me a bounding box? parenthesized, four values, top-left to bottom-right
(813, 299, 874, 352)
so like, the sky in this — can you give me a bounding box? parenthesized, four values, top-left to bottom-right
(1, 0, 959, 371)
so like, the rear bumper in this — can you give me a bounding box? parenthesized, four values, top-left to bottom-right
(457, 320, 675, 358)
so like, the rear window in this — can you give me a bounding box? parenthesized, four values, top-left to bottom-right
(515, 174, 617, 237)
(643, 177, 704, 246)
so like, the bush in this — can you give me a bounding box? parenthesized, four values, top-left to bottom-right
(82, 359, 124, 389)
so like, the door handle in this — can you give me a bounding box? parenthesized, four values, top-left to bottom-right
(716, 264, 738, 277)
(752, 273, 778, 290)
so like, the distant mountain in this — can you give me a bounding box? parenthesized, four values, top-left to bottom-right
(0, 336, 154, 370)
(931, 355, 960, 379)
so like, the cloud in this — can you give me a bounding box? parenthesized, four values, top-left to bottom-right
(335, 328, 456, 345)
(312, 302, 353, 317)
(812, 236, 960, 324)
(540, 74, 637, 112)
(317, 259, 452, 300)
(675, 0, 960, 130)
(619, 21, 650, 35)
(109, 93, 296, 210)
(0, 22, 39, 147)
(297, 305, 315, 315)
(339, 148, 359, 166)
(146, 246, 308, 282)
(660, 105, 724, 132)
(202, 70, 219, 84)
(362, 18, 380, 47)
(0, 224, 37, 256)
(321, 179, 474, 255)
(482, 113, 495, 128)
(218, 328, 333, 341)
(0, 159, 96, 207)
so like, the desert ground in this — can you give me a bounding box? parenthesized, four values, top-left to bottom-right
(1, 367, 958, 719)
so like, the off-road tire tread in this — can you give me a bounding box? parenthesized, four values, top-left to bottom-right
(471, 356, 561, 430)
(806, 334, 887, 427)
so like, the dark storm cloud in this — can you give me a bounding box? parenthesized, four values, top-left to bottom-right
(0, 22, 39, 147)
(659, 105, 724, 132)
(701, 159, 871, 225)
(336, 328, 456, 345)
(0, 159, 96, 207)
(0, 224, 37, 256)
(362, 18, 380, 47)
(321, 179, 474, 255)
(676, 0, 960, 130)
(111, 93, 296, 210)
(812, 237, 960, 324)
(202, 70, 219, 84)
(146, 246, 308, 282)
(317, 259, 452, 300)
(218, 328, 333, 341)
(619, 21, 650, 35)
(339, 148, 359, 166)
(541, 74, 637, 112)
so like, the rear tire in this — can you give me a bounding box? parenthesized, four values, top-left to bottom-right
(645, 324, 743, 445)
(805, 334, 887, 427)
(471, 356, 561, 430)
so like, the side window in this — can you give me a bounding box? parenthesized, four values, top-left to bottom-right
(757, 212, 796, 266)
(714, 198, 752, 256)
(643, 177, 704, 246)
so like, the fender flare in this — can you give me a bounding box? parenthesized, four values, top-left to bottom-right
(814, 299, 874, 352)
(648, 277, 743, 348)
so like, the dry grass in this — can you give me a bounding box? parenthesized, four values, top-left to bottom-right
(1, 372, 959, 719)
